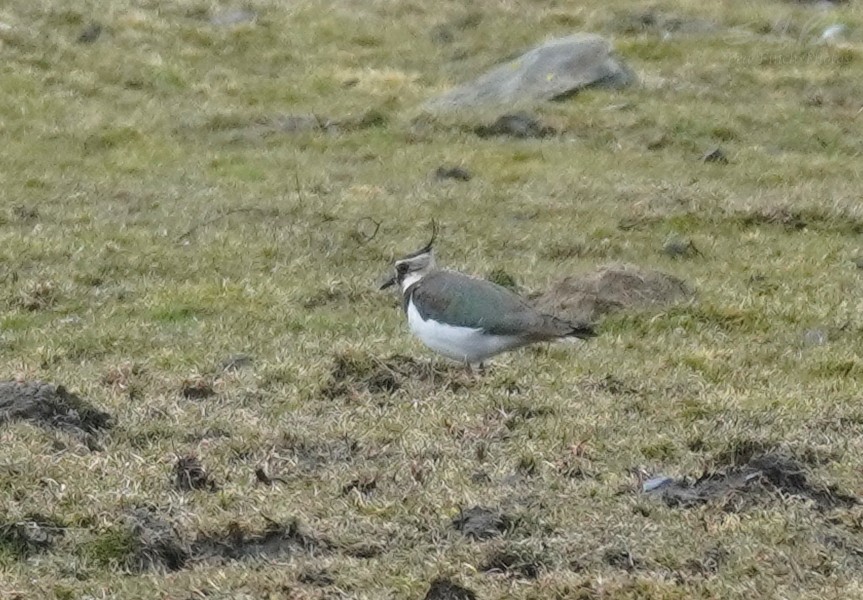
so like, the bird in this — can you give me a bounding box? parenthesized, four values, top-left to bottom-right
(379, 224, 596, 369)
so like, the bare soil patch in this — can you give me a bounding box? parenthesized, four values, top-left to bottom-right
(321, 351, 470, 399)
(646, 452, 858, 511)
(0, 381, 112, 439)
(274, 431, 360, 473)
(452, 506, 511, 540)
(194, 518, 327, 562)
(122, 508, 189, 572)
(480, 545, 546, 579)
(115, 509, 329, 573)
(0, 513, 66, 557)
(172, 454, 219, 492)
(424, 577, 478, 600)
(602, 546, 645, 572)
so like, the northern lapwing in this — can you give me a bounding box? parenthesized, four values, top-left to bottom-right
(380, 224, 596, 369)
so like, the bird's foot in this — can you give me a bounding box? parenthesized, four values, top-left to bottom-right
(463, 362, 488, 377)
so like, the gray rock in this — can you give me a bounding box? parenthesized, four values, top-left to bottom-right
(452, 506, 509, 540)
(610, 9, 718, 37)
(643, 476, 674, 493)
(803, 328, 828, 347)
(76, 22, 102, 44)
(820, 24, 847, 43)
(422, 33, 635, 112)
(434, 166, 472, 182)
(662, 236, 702, 259)
(430, 25, 454, 45)
(210, 9, 257, 27)
(702, 147, 728, 164)
(474, 112, 555, 139)
(271, 114, 323, 133)
(220, 353, 254, 372)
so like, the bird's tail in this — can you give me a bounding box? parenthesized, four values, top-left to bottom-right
(543, 314, 597, 341)
(565, 321, 597, 340)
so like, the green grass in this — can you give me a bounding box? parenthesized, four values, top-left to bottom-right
(2, 0, 863, 598)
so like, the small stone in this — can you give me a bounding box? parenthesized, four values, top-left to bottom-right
(434, 166, 472, 182)
(662, 237, 702, 259)
(474, 112, 555, 139)
(642, 475, 674, 493)
(702, 147, 728, 164)
(803, 328, 828, 347)
(77, 22, 102, 44)
(646, 132, 670, 150)
(210, 9, 257, 27)
(220, 353, 253, 372)
(271, 114, 323, 133)
(430, 25, 454, 45)
(821, 24, 846, 43)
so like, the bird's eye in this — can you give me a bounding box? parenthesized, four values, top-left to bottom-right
(396, 263, 409, 275)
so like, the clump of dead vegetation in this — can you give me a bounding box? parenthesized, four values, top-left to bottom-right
(320, 350, 473, 399)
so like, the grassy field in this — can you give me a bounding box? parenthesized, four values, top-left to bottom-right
(2, 0, 863, 598)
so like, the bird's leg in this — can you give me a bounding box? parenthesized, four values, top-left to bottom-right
(464, 362, 487, 377)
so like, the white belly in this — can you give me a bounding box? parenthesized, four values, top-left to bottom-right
(406, 299, 523, 363)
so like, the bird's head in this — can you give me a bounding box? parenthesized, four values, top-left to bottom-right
(380, 221, 438, 292)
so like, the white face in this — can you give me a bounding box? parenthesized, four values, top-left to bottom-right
(394, 251, 435, 292)
(400, 270, 424, 292)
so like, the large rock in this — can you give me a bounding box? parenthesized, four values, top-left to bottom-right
(422, 33, 634, 112)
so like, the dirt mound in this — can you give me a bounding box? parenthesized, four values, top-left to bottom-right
(194, 518, 327, 561)
(645, 452, 857, 511)
(0, 513, 66, 557)
(322, 352, 469, 399)
(452, 506, 510, 540)
(479, 545, 545, 579)
(603, 546, 644, 572)
(532, 264, 694, 323)
(123, 508, 189, 572)
(424, 577, 478, 600)
(274, 431, 360, 473)
(0, 381, 113, 439)
(173, 455, 218, 492)
(298, 568, 336, 587)
(116, 510, 328, 572)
